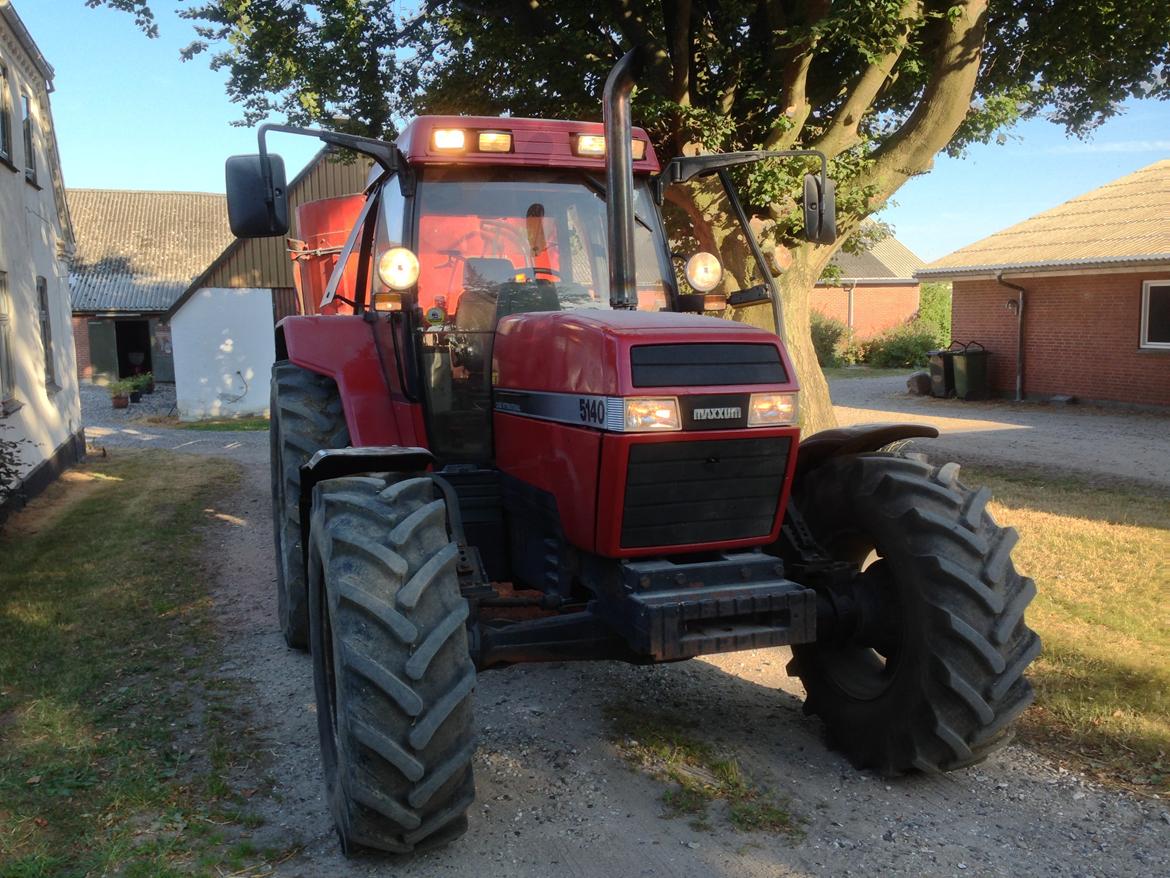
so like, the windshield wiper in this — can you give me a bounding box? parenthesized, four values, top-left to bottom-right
(581, 174, 653, 232)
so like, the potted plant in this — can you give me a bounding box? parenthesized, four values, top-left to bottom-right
(139, 371, 155, 394)
(108, 380, 131, 409)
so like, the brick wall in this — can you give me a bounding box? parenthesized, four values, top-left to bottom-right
(951, 271, 1170, 406)
(71, 315, 93, 381)
(812, 283, 920, 339)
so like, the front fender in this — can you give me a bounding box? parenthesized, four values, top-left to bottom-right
(794, 423, 939, 485)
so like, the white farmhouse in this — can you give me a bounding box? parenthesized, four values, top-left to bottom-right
(0, 0, 81, 519)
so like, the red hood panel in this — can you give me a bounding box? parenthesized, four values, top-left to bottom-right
(493, 310, 796, 396)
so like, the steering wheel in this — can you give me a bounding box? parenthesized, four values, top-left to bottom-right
(518, 266, 562, 281)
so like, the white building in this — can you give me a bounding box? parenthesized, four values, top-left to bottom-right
(0, 0, 81, 519)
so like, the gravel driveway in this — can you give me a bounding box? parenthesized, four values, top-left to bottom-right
(830, 374, 1170, 489)
(80, 382, 1170, 875)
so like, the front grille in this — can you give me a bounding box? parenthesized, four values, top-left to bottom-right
(620, 436, 791, 548)
(630, 343, 787, 387)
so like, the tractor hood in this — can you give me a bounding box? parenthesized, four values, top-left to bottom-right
(493, 310, 799, 397)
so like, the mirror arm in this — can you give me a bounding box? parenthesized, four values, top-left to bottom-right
(655, 149, 829, 204)
(716, 168, 785, 340)
(257, 123, 400, 172)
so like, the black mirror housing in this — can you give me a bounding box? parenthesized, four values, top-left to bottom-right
(803, 174, 837, 244)
(225, 154, 289, 238)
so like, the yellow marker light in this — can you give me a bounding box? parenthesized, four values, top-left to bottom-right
(372, 291, 404, 311)
(624, 398, 681, 432)
(747, 392, 799, 427)
(575, 134, 607, 156)
(685, 252, 723, 292)
(432, 128, 466, 151)
(377, 247, 420, 291)
(478, 130, 512, 152)
(631, 139, 647, 160)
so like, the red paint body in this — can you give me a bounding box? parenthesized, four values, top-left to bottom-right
(494, 310, 796, 396)
(492, 309, 801, 558)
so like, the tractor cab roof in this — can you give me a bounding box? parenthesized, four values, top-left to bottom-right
(395, 115, 660, 174)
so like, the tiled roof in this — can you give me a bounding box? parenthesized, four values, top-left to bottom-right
(68, 189, 234, 313)
(827, 231, 925, 281)
(920, 159, 1170, 276)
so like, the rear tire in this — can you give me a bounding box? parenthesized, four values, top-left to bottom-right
(788, 453, 1040, 774)
(270, 361, 348, 649)
(308, 474, 477, 855)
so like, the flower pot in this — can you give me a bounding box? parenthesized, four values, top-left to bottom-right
(112, 395, 129, 409)
(129, 390, 143, 403)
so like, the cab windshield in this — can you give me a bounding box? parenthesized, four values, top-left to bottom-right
(412, 167, 674, 318)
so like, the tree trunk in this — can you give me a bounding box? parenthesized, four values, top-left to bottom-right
(731, 247, 836, 435)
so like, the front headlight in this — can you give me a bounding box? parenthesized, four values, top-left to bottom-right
(624, 398, 681, 432)
(747, 392, 798, 427)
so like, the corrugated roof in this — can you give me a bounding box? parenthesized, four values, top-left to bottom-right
(826, 230, 925, 281)
(68, 189, 234, 313)
(920, 159, 1170, 277)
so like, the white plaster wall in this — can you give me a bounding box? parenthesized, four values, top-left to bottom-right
(170, 287, 275, 420)
(0, 19, 82, 481)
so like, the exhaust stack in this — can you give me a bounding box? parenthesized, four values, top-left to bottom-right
(603, 47, 646, 310)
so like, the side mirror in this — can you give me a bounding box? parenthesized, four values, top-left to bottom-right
(225, 154, 289, 238)
(802, 174, 837, 245)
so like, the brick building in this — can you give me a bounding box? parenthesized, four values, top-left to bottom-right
(813, 232, 924, 339)
(919, 160, 1170, 407)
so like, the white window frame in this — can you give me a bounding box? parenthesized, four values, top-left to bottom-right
(1140, 280, 1170, 350)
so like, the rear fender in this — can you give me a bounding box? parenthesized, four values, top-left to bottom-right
(277, 314, 427, 447)
(794, 423, 939, 485)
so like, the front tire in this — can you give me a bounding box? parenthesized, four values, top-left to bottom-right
(788, 453, 1040, 774)
(308, 474, 477, 855)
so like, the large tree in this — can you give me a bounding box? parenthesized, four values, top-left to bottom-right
(96, 0, 1170, 430)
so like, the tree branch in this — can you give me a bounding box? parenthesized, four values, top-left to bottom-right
(859, 0, 989, 207)
(762, 0, 830, 150)
(812, 0, 921, 158)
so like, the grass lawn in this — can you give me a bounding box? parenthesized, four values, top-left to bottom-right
(179, 417, 270, 432)
(0, 452, 291, 876)
(140, 416, 270, 432)
(967, 465, 1170, 793)
(822, 365, 913, 380)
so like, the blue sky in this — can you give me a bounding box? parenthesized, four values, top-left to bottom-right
(18, 0, 1170, 262)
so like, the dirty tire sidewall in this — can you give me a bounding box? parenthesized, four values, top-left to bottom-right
(270, 361, 348, 650)
(790, 453, 1040, 774)
(308, 474, 477, 855)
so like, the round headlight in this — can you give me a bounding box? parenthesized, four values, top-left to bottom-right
(685, 252, 722, 293)
(377, 247, 420, 291)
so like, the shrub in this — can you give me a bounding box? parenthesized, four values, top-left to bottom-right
(810, 311, 849, 367)
(917, 282, 952, 345)
(866, 319, 943, 368)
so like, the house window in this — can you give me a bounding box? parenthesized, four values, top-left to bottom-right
(0, 66, 11, 164)
(21, 93, 36, 185)
(0, 272, 14, 404)
(1141, 281, 1170, 350)
(37, 277, 55, 387)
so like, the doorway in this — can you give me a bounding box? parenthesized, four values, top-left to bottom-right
(115, 319, 152, 378)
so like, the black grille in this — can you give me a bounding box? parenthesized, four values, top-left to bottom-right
(620, 436, 791, 548)
(630, 343, 787, 387)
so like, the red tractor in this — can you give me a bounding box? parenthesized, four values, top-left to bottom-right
(225, 51, 1039, 856)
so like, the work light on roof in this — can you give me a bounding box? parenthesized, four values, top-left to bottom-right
(432, 128, 466, 151)
(572, 135, 647, 160)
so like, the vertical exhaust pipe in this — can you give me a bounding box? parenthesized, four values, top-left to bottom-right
(603, 47, 647, 310)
